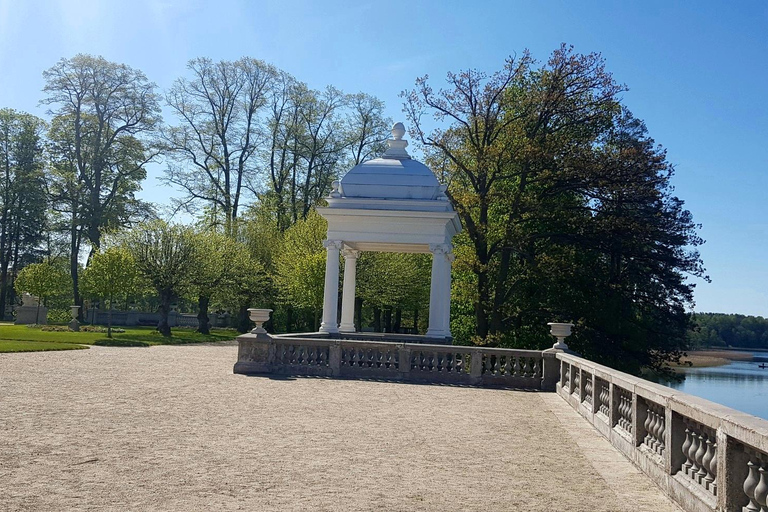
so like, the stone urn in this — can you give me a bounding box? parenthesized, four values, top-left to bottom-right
(247, 308, 273, 334)
(69, 306, 80, 332)
(547, 322, 574, 350)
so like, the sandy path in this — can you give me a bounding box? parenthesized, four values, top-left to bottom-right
(0, 345, 680, 511)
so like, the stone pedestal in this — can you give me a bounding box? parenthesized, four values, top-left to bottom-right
(233, 331, 274, 375)
(15, 305, 47, 325)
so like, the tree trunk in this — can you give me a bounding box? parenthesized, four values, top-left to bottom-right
(286, 305, 294, 333)
(394, 308, 402, 333)
(237, 304, 250, 334)
(107, 300, 113, 338)
(384, 308, 392, 333)
(413, 308, 419, 333)
(489, 247, 512, 334)
(70, 226, 83, 321)
(157, 292, 172, 337)
(355, 297, 363, 332)
(197, 295, 210, 335)
(0, 263, 9, 321)
(373, 307, 381, 332)
(475, 269, 490, 339)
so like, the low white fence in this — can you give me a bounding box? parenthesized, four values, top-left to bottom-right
(234, 333, 558, 389)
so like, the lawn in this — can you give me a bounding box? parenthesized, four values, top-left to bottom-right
(0, 324, 239, 353)
(0, 340, 90, 353)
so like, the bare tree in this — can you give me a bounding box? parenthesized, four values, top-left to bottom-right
(163, 57, 276, 236)
(343, 92, 391, 166)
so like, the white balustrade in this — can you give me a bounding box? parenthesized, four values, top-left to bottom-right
(616, 388, 632, 434)
(743, 450, 768, 512)
(643, 401, 665, 456)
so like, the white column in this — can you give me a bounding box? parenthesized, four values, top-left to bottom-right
(339, 247, 360, 332)
(443, 250, 455, 338)
(319, 240, 342, 334)
(426, 243, 450, 338)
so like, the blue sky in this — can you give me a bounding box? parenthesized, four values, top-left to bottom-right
(0, 0, 766, 315)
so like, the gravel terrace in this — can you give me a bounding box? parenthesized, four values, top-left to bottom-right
(0, 345, 681, 511)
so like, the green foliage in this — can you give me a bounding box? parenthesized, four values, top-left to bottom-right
(404, 45, 707, 375)
(357, 252, 430, 310)
(120, 220, 197, 336)
(81, 248, 141, 308)
(689, 313, 768, 349)
(0, 109, 48, 318)
(274, 210, 327, 311)
(14, 262, 71, 308)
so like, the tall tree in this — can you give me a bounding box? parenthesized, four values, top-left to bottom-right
(164, 57, 276, 236)
(42, 55, 160, 311)
(122, 220, 197, 337)
(404, 46, 705, 374)
(404, 45, 623, 338)
(0, 109, 48, 319)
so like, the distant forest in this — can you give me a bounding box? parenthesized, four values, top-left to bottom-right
(689, 313, 768, 349)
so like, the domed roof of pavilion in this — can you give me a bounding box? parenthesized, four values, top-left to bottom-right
(339, 123, 443, 200)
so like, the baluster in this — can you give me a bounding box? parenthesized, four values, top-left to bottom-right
(622, 396, 628, 430)
(702, 437, 715, 491)
(617, 395, 623, 428)
(512, 356, 520, 376)
(688, 428, 700, 479)
(755, 463, 768, 512)
(745, 460, 761, 512)
(656, 410, 665, 455)
(573, 369, 580, 395)
(617, 395, 624, 429)
(682, 426, 693, 475)
(709, 441, 717, 495)
(695, 433, 708, 484)
(644, 407, 652, 446)
(649, 409, 658, 449)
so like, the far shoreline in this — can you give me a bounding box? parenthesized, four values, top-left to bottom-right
(673, 349, 756, 369)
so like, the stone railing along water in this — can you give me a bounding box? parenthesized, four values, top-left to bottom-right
(233, 312, 768, 512)
(557, 351, 768, 512)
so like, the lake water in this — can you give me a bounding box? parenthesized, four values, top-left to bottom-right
(659, 354, 768, 421)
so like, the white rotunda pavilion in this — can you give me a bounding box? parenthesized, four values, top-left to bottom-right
(317, 123, 461, 340)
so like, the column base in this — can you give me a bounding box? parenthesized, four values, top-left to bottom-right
(338, 324, 356, 333)
(425, 328, 448, 338)
(319, 322, 340, 334)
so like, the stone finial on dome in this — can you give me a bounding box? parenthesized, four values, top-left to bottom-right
(392, 122, 406, 140)
(382, 122, 411, 160)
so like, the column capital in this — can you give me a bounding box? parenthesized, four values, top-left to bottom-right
(429, 243, 453, 257)
(342, 247, 360, 260)
(323, 239, 343, 250)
